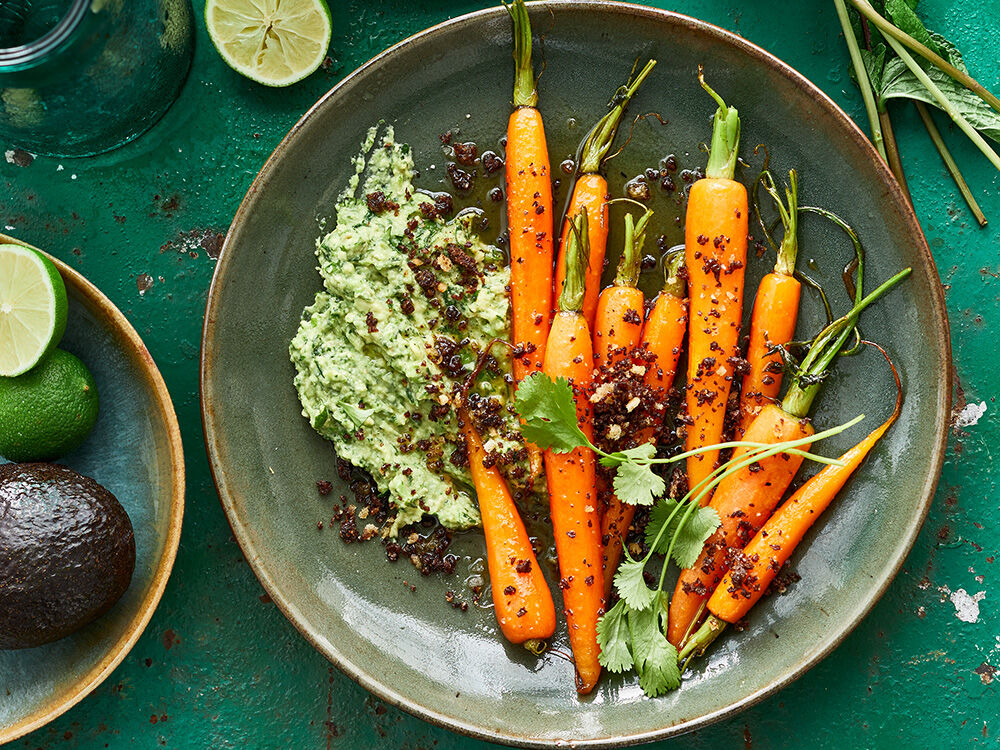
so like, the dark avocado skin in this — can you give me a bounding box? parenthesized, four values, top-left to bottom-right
(0, 463, 135, 649)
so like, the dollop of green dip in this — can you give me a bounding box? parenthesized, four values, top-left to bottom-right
(291, 126, 530, 534)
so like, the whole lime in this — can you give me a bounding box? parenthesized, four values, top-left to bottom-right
(0, 349, 99, 462)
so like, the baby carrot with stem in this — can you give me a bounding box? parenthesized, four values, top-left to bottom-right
(543, 207, 605, 694)
(681, 341, 903, 664)
(683, 68, 748, 497)
(738, 170, 802, 432)
(504, 0, 551, 476)
(555, 59, 657, 329)
(593, 207, 651, 365)
(601, 248, 688, 597)
(460, 409, 556, 650)
(668, 267, 912, 647)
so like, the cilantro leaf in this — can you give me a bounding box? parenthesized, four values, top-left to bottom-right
(670, 505, 722, 569)
(644, 499, 721, 569)
(628, 595, 680, 697)
(613, 554, 656, 611)
(612, 460, 665, 507)
(596, 599, 633, 673)
(514, 372, 590, 453)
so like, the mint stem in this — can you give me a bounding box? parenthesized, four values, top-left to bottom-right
(833, 0, 886, 160)
(914, 101, 988, 227)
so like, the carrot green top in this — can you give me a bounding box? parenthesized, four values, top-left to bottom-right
(579, 59, 657, 174)
(614, 207, 653, 288)
(661, 247, 686, 299)
(701, 68, 741, 181)
(559, 207, 590, 313)
(507, 0, 538, 108)
(769, 170, 800, 276)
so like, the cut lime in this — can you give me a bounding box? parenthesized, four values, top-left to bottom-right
(205, 0, 332, 87)
(0, 243, 68, 377)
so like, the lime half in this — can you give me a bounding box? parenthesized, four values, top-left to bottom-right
(205, 0, 332, 87)
(0, 244, 68, 377)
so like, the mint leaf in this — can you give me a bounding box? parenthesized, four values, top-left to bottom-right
(880, 57, 1000, 143)
(596, 599, 633, 673)
(514, 372, 590, 453)
(613, 554, 656, 611)
(628, 595, 680, 697)
(884, 0, 939, 55)
(670, 505, 722, 569)
(644, 500, 720, 568)
(612, 460, 665, 507)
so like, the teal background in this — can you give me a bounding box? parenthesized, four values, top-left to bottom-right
(2, 0, 997, 747)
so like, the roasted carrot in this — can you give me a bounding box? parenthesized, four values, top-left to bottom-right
(506, 0, 552, 384)
(667, 403, 812, 646)
(601, 249, 688, 596)
(555, 59, 656, 329)
(679, 343, 903, 661)
(669, 267, 912, 647)
(460, 409, 556, 647)
(739, 170, 802, 432)
(544, 207, 604, 694)
(684, 70, 748, 496)
(505, 0, 551, 477)
(593, 208, 650, 364)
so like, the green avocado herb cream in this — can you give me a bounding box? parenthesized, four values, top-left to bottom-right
(291, 126, 531, 535)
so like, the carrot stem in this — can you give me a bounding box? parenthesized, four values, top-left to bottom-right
(700, 66, 741, 180)
(833, 0, 887, 160)
(506, 0, 538, 108)
(579, 60, 656, 174)
(559, 208, 589, 313)
(615, 207, 651, 288)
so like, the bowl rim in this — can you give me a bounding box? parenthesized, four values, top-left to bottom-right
(199, 3, 952, 746)
(0, 234, 186, 746)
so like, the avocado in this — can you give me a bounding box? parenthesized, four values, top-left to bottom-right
(0, 463, 135, 649)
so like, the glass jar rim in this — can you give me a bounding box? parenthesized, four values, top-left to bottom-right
(0, 0, 90, 69)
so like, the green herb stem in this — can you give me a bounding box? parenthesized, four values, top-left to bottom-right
(580, 59, 657, 174)
(615, 207, 652, 288)
(834, 0, 887, 160)
(847, 0, 1000, 116)
(878, 108, 912, 204)
(915, 101, 988, 227)
(700, 67, 741, 180)
(506, 0, 538, 108)
(559, 207, 589, 313)
(757, 170, 800, 276)
(881, 32, 1000, 173)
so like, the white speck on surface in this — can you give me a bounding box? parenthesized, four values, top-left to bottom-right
(953, 401, 987, 428)
(56, 164, 63, 171)
(950, 589, 985, 623)
(70, 174, 77, 180)
(3, 150, 13, 164)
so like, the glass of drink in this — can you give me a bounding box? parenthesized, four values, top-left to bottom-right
(0, 0, 195, 157)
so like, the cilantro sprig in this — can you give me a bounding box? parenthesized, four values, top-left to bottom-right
(515, 372, 862, 697)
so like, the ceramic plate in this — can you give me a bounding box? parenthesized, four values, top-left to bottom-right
(0, 235, 184, 745)
(200, 4, 949, 746)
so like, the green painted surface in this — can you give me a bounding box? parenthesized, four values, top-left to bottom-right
(2, 0, 996, 746)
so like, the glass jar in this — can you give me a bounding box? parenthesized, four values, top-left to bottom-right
(0, 0, 194, 157)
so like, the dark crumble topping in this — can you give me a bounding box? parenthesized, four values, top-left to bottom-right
(453, 141, 478, 166)
(481, 150, 504, 174)
(366, 191, 400, 214)
(365, 311, 379, 333)
(316, 480, 333, 496)
(446, 162, 474, 192)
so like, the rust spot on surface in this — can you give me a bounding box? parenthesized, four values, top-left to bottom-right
(162, 628, 179, 650)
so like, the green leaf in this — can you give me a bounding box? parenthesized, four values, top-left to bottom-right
(338, 400, 374, 427)
(612, 460, 665, 507)
(643, 499, 719, 567)
(514, 372, 590, 453)
(880, 56, 1000, 143)
(859, 44, 887, 93)
(628, 596, 681, 697)
(596, 600, 634, 673)
(670, 505, 722, 570)
(613, 554, 657, 611)
(884, 0, 939, 55)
